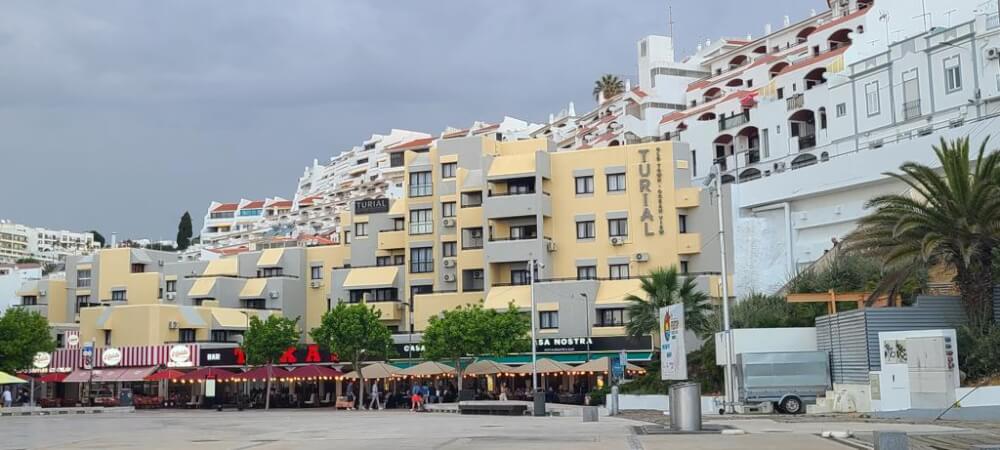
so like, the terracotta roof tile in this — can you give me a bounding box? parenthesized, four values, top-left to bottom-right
(386, 137, 434, 151)
(212, 203, 239, 212)
(243, 200, 265, 209)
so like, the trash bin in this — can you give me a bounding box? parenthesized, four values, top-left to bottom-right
(533, 390, 546, 417)
(669, 382, 701, 432)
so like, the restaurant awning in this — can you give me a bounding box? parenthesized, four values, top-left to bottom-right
(203, 258, 238, 277)
(342, 266, 398, 289)
(487, 153, 536, 179)
(179, 367, 237, 381)
(400, 361, 455, 377)
(483, 285, 531, 310)
(36, 372, 69, 383)
(463, 360, 514, 376)
(573, 357, 646, 374)
(211, 309, 253, 329)
(256, 248, 284, 267)
(145, 369, 187, 381)
(289, 365, 343, 380)
(63, 369, 93, 383)
(510, 358, 575, 375)
(92, 368, 129, 383)
(188, 277, 217, 297)
(0, 371, 27, 384)
(342, 362, 402, 380)
(595, 279, 643, 305)
(234, 366, 291, 382)
(117, 367, 158, 382)
(239, 278, 268, 298)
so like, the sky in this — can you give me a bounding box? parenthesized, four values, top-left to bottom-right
(0, 0, 824, 239)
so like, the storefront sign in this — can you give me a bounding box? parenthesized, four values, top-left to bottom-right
(200, 344, 340, 366)
(636, 148, 665, 236)
(167, 345, 194, 368)
(102, 348, 122, 367)
(33, 352, 51, 369)
(354, 198, 390, 215)
(535, 336, 651, 353)
(660, 304, 687, 380)
(66, 334, 80, 348)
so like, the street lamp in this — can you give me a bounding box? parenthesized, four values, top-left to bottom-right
(580, 293, 591, 362)
(239, 311, 251, 404)
(703, 164, 735, 414)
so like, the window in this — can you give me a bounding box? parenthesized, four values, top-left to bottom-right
(680, 261, 690, 274)
(409, 209, 433, 235)
(944, 56, 962, 93)
(259, 267, 283, 278)
(761, 129, 770, 159)
(509, 225, 537, 240)
(103, 330, 112, 346)
(441, 162, 457, 179)
(865, 81, 880, 116)
(210, 211, 234, 219)
(410, 247, 433, 273)
(462, 228, 484, 249)
(577, 266, 597, 280)
(510, 269, 530, 285)
(609, 264, 630, 280)
(393, 218, 405, 231)
(111, 289, 126, 301)
(311, 266, 323, 280)
(463, 269, 485, 292)
(461, 191, 482, 207)
(76, 295, 91, 311)
(507, 179, 534, 194)
(390, 152, 404, 168)
(349, 288, 398, 303)
(678, 214, 688, 233)
(606, 173, 626, 192)
(354, 222, 368, 237)
(376, 256, 392, 267)
(166, 280, 176, 293)
(442, 241, 457, 258)
(77, 269, 91, 288)
(239, 209, 262, 217)
(576, 221, 595, 239)
(608, 218, 628, 238)
(409, 171, 432, 197)
(575, 176, 594, 194)
(179, 329, 196, 343)
(243, 298, 266, 309)
(21, 296, 38, 306)
(211, 330, 233, 343)
(344, 230, 351, 244)
(777, 87, 784, 99)
(130, 263, 145, 273)
(539, 311, 559, 329)
(441, 202, 456, 218)
(394, 254, 405, 266)
(597, 308, 625, 327)
(836, 103, 847, 117)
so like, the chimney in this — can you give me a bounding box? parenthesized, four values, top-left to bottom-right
(568, 102, 576, 117)
(110, 232, 117, 248)
(705, 39, 712, 47)
(783, 15, 791, 27)
(549, 113, 555, 124)
(765, 23, 772, 35)
(810, 9, 817, 17)
(747, 33, 753, 40)
(625, 79, 632, 91)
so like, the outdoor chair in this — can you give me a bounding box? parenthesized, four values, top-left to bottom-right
(320, 392, 332, 405)
(304, 393, 317, 407)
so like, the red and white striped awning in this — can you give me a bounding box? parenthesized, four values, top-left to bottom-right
(49, 344, 200, 370)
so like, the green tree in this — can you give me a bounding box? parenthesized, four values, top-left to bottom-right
(88, 230, 106, 247)
(176, 212, 193, 251)
(0, 308, 56, 373)
(422, 303, 529, 390)
(845, 137, 1000, 331)
(310, 303, 393, 409)
(593, 74, 625, 102)
(242, 315, 300, 410)
(625, 266, 711, 339)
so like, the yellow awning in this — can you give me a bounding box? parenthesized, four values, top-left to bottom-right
(595, 279, 643, 305)
(388, 199, 406, 216)
(211, 308, 253, 329)
(240, 278, 267, 298)
(256, 248, 284, 267)
(487, 153, 536, 178)
(342, 267, 398, 289)
(203, 258, 238, 277)
(76, 264, 92, 271)
(16, 288, 39, 297)
(537, 302, 559, 312)
(165, 275, 178, 282)
(484, 285, 531, 310)
(188, 277, 217, 297)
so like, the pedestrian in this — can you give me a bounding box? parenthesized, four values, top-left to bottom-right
(345, 381, 355, 410)
(410, 383, 421, 412)
(2, 387, 11, 408)
(419, 383, 430, 410)
(499, 383, 508, 401)
(369, 381, 382, 410)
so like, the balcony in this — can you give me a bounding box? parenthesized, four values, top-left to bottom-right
(786, 94, 805, 111)
(484, 236, 552, 264)
(674, 187, 699, 209)
(484, 191, 551, 219)
(745, 148, 760, 165)
(15, 303, 48, 317)
(903, 99, 921, 121)
(798, 135, 817, 151)
(377, 230, 405, 250)
(718, 111, 750, 132)
(677, 233, 701, 255)
(369, 301, 403, 322)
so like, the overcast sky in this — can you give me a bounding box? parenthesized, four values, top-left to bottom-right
(0, 0, 823, 239)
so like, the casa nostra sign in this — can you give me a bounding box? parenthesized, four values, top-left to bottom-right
(354, 198, 390, 215)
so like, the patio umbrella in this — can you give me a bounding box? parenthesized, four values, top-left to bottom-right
(463, 360, 514, 376)
(0, 371, 27, 384)
(341, 362, 402, 380)
(573, 357, 646, 374)
(400, 361, 455, 378)
(233, 366, 291, 382)
(178, 367, 237, 382)
(288, 365, 343, 381)
(145, 369, 187, 382)
(510, 358, 575, 375)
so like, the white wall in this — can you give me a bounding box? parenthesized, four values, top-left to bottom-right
(613, 394, 722, 414)
(0, 267, 42, 313)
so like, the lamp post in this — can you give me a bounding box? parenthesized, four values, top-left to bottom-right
(529, 258, 539, 393)
(704, 164, 735, 414)
(239, 311, 251, 404)
(581, 293, 591, 362)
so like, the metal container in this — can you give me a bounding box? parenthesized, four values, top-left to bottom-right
(533, 390, 546, 417)
(669, 382, 702, 431)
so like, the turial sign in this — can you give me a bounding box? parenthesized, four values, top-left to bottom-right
(636, 148, 666, 236)
(354, 198, 390, 215)
(660, 304, 687, 380)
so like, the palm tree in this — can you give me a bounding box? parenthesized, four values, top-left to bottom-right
(593, 74, 625, 103)
(625, 266, 711, 340)
(845, 137, 1000, 331)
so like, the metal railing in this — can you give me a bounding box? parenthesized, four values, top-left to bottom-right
(745, 149, 760, 165)
(408, 184, 433, 197)
(786, 94, 805, 111)
(903, 99, 921, 121)
(718, 111, 750, 131)
(798, 135, 817, 150)
(988, 12, 1000, 30)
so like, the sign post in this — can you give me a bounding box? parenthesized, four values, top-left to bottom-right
(660, 304, 688, 381)
(83, 339, 95, 406)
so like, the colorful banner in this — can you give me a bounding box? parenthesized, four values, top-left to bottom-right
(660, 304, 687, 380)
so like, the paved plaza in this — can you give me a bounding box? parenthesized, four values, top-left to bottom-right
(0, 408, 976, 450)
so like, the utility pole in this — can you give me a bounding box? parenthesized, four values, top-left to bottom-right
(529, 258, 539, 393)
(581, 293, 591, 361)
(707, 164, 736, 414)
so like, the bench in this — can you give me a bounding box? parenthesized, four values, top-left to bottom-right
(458, 403, 527, 416)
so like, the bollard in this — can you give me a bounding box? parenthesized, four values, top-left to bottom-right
(582, 406, 599, 422)
(533, 390, 546, 417)
(872, 431, 908, 450)
(669, 382, 702, 432)
(610, 385, 619, 416)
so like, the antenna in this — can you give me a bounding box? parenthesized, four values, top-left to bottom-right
(667, 3, 675, 39)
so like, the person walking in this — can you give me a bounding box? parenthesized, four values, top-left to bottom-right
(368, 381, 382, 410)
(409, 383, 421, 412)
(2, 387, 11, 408)
(419, 384, 430, 411)
(499, 383, 509, 401)
(345, 381, 356, 410)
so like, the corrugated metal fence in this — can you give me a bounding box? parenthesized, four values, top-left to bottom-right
(816, 296, 974, 384)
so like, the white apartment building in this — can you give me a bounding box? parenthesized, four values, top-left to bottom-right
(0, 220, 98, 264)
(0, 262, 43, 313)
(200, 197, 294, 246)
(655, 0, 1000, 296)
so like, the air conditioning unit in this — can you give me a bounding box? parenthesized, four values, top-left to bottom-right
(309, 280, 323, 289)
(443, 273, 456, 282)
(988, 48, 1000, 60)
(869, 138, 884, 149)
(917, 126, 933, 137)
(634, 252, 650, 262)
(442, 218, 456, 227)
(546, 241, 557, 252)
(269, 291, 280, 299)
(165, 292, 176, 301)
(773, 162, 786, 173)
(443, 258, 456, 268)
(39, 290, 47, 296)
(168, 321, 179, 330)
(610, 237, 625, 246)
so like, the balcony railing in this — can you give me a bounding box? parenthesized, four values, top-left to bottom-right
(488, 190, 549, 197)
(988, 12, 1000, 30)
(903, 99, 921, 121)
(718, 111, 750, 132)
(798, 135, 817, 150)
(745, 149, 760, 165)
(408, 184, 432, 197)
(488, 233, 542, 242)
(786, 94, 805, 111)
